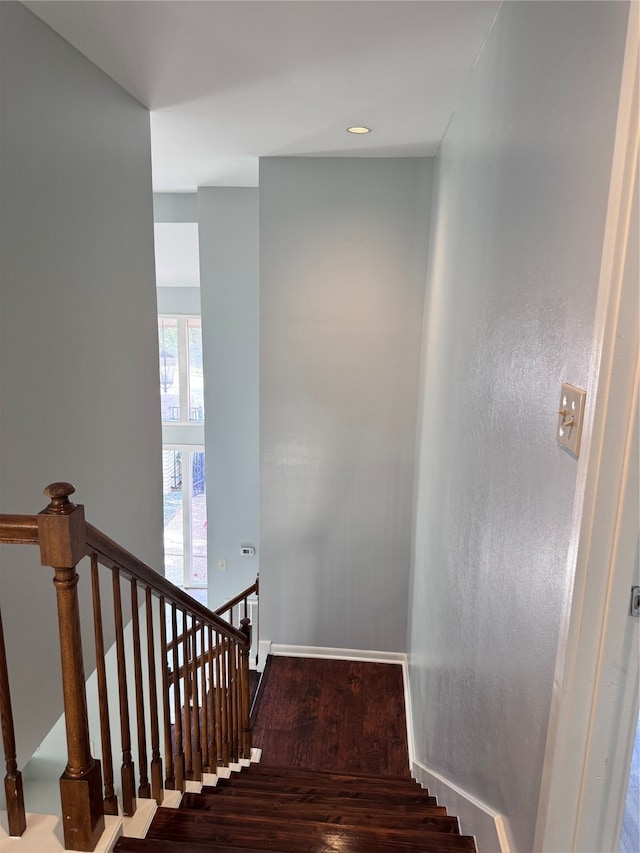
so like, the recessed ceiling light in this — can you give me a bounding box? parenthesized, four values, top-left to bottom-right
(346, 126, 372, 134)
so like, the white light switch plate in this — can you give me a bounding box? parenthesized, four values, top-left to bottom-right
(557, 383, 586, 456)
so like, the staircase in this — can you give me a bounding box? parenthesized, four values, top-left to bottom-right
(0, 486, 476, 852)
(112, 764, 476, 852)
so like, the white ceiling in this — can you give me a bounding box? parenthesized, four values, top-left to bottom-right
(25, 1, 500, 191)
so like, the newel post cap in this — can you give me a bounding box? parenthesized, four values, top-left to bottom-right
(38, 483, 85, 567)
(42, 482, 77, 515)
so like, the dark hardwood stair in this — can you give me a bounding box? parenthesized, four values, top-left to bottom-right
(113, 765, 476, 853)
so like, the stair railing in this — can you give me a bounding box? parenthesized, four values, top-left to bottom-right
(167, 575, 260, 716)
(0, 483, 253, 852)
(213, 576, 259, 667)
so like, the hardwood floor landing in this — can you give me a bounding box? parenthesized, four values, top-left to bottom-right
(251, 655, 411, 777)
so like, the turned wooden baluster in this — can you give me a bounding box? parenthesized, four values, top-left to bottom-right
(37, 483, 105, 851)
(229, 642, 239, 763)
(159, 596, 174, 790)
(90, 555, 117, 815)
(145, 587, 163, 804)
(112, 567, 136, 816)
(235, 642, 243, 759)
(200, 623, 210, 772)
(254, 574, 260, 667)
(181, 611, 193, 778)
(240, 616, 252, 760)
(0, 607, 26, 837)
(190, 616, 202, 781)
(209, 627, 220, 771)
(170, 603, 185, 791)
(130, 579, 150, 798)
(235, 643, 242, 761)
(219, 635, 230, 766)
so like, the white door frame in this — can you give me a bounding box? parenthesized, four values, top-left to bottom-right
(535, 5, 639, 850)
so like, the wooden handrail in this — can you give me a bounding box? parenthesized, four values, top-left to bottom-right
(214, 577, 259, 669)
(0, 483, 255, 851)
(86, 524, 248, 648)
(213, 580, 258, 617)
(0, 515, 39, 545)
(166, 577, 259, 654)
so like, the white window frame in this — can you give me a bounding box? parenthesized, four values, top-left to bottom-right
(163, 443, 207, 589)
(159, 313, 207, 589)
(158, 314, 203, 425)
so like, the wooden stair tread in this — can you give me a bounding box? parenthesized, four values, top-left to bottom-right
(116, 834, 469, 853)
(251, 764, 415, 784)
(187, 786, 443, 814)
(147, 807, 476, 851)
(243, 766, 420, 790)
(215, 776, 429, 797)
(207, 778, 438, 804)
(115, 761, 475, 852)
(178, 793, 458, 832)
(115, 839, 273, 853)
(181, 789, 448, 818)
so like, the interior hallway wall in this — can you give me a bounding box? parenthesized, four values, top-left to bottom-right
(198, 188, 260, 608)
(260, 157, 432, 652)
(0, 2, 163, 764)
(407, 2, 629, 850)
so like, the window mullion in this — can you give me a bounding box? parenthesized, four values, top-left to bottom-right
(182, 449, 193, 588)
(177, 317, 189, 421)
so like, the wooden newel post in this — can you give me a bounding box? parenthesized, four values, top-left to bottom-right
(38, 483, 105, 852)
(239, 617, 252, 760)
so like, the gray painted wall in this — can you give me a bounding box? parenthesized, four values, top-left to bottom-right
(407, 2, 628, 850)
(153, 193, 198, 223)
(157, 286, 202, 316)
(198, 188, 260, 608)
(0, 2, 163, 764)
(260, 157, 432, 652)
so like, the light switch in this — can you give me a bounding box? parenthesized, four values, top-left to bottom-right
(557, 383, 586, 457)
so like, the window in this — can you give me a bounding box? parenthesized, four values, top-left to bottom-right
(162, 447, 207, 588)
(158, 316, 204, 423)
(158, 315, 206, 590)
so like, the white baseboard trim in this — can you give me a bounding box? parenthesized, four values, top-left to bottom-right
(266, 642, 406, 665)
(258, 640, 271, 672)
(400, 656, 415, 767)
(412, 760, 512, 853)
